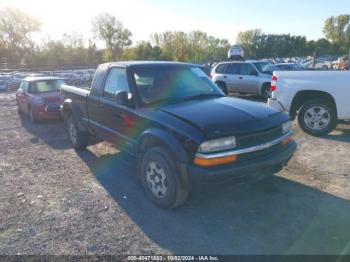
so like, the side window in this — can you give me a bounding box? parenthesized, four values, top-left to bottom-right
(21, 81, 29, 92)
(103, 68, 129, 99)
(239, 64, 257, 76)
(215, 64, 229, 74)
(226, 63, 240, 75)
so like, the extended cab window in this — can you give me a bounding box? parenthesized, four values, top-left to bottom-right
(103, 68, 129, 99)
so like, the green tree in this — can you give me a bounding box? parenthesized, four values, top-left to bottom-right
(152, 31, 229, 63)
(323, 14, 350, 53)
(91, 13, 132, 60)
(122, 41, 161, 61)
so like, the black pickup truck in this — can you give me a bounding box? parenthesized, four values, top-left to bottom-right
(60, 61, 297, 208)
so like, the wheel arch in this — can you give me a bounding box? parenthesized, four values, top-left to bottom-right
(137, 128, 189, 163)
(261, 82, 271, 96)
(290, 90, 337, 120)
(62, 99, 88, 132)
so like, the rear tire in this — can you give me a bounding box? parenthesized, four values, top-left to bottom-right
(66, 115, 89, 150)
(261, 83, 271, 99)
(216, 82, 228, 95)
(297, 99, 337, 136)
(140, 146, 189, 209)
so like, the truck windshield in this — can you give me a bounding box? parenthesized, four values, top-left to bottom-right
(132, 66, 224, 105)
(30, 79, 65, 93)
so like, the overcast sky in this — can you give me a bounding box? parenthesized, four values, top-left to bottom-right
(1, 0, 350, 46)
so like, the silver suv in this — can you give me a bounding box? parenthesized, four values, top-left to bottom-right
(211, 61, 276, 98)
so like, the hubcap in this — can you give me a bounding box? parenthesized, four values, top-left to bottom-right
(69, 122, 77, 145)
(145, 161, 168, 198)
(304, 106, 331, 131)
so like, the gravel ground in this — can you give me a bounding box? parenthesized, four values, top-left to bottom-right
(0, 91, 349, 255)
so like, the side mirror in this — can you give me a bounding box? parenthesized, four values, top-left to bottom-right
(115, 90, 129, 106)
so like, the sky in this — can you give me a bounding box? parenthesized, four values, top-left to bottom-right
(0, 0, 349, 46)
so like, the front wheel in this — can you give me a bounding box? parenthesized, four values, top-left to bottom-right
(66, 116, 89, 150)
(140, 146, 189, 209)
(297, 99, 337, 136)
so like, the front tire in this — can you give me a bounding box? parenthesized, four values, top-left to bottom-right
(140, 146, 189, 209)
(66, 116, 89, 150)
(297, 99, 337, 136)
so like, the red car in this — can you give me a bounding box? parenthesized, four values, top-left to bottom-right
(16, 77, 65, 123)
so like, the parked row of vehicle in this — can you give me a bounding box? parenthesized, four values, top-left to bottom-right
(0, 68, 96, 91)
(209, 58, 350, 136)
(12, 58, 350, 209)
(261, 55, 349, 70)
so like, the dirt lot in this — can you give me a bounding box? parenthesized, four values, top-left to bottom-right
(0, 91, 349, 255)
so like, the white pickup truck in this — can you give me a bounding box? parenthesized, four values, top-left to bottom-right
(268, 71, 350, 136)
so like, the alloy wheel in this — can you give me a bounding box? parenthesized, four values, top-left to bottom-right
(145, 161, 168, 198)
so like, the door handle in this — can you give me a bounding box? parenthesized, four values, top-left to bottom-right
(223, 75, 227, 79)
(239, 77, 243, 80)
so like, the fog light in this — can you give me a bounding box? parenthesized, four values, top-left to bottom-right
(194, 155, 237, 167)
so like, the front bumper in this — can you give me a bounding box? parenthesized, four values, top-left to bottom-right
(181, 140, 297, 186)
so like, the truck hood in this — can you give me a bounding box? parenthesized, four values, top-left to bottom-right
(158, 97, 288, 138)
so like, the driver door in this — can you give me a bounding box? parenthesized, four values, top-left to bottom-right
(97, 67, 136, 152)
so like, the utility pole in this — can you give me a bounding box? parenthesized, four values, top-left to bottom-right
(312, 49, 318, 69)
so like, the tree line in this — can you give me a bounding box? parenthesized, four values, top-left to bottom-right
(0, 7, 349, 68)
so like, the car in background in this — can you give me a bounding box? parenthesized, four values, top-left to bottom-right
(333, 57, 349, 70)
(211, 61, 276, 98)
(228, 45, 244, 60)
(302, 59, 331, 70)
(0, 76, 7, 91)
(275, 63, 310, 71)
(16, 77, 65, 123)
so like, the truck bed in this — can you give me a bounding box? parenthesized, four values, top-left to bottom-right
(60, 85, 90, 125)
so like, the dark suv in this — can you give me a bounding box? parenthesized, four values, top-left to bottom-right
(60, 62, 296, 208)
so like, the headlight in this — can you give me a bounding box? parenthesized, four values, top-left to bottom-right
(198, 136, 237, 153)
(32, 96, 45, 106)
(282, 121, 292, 134)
